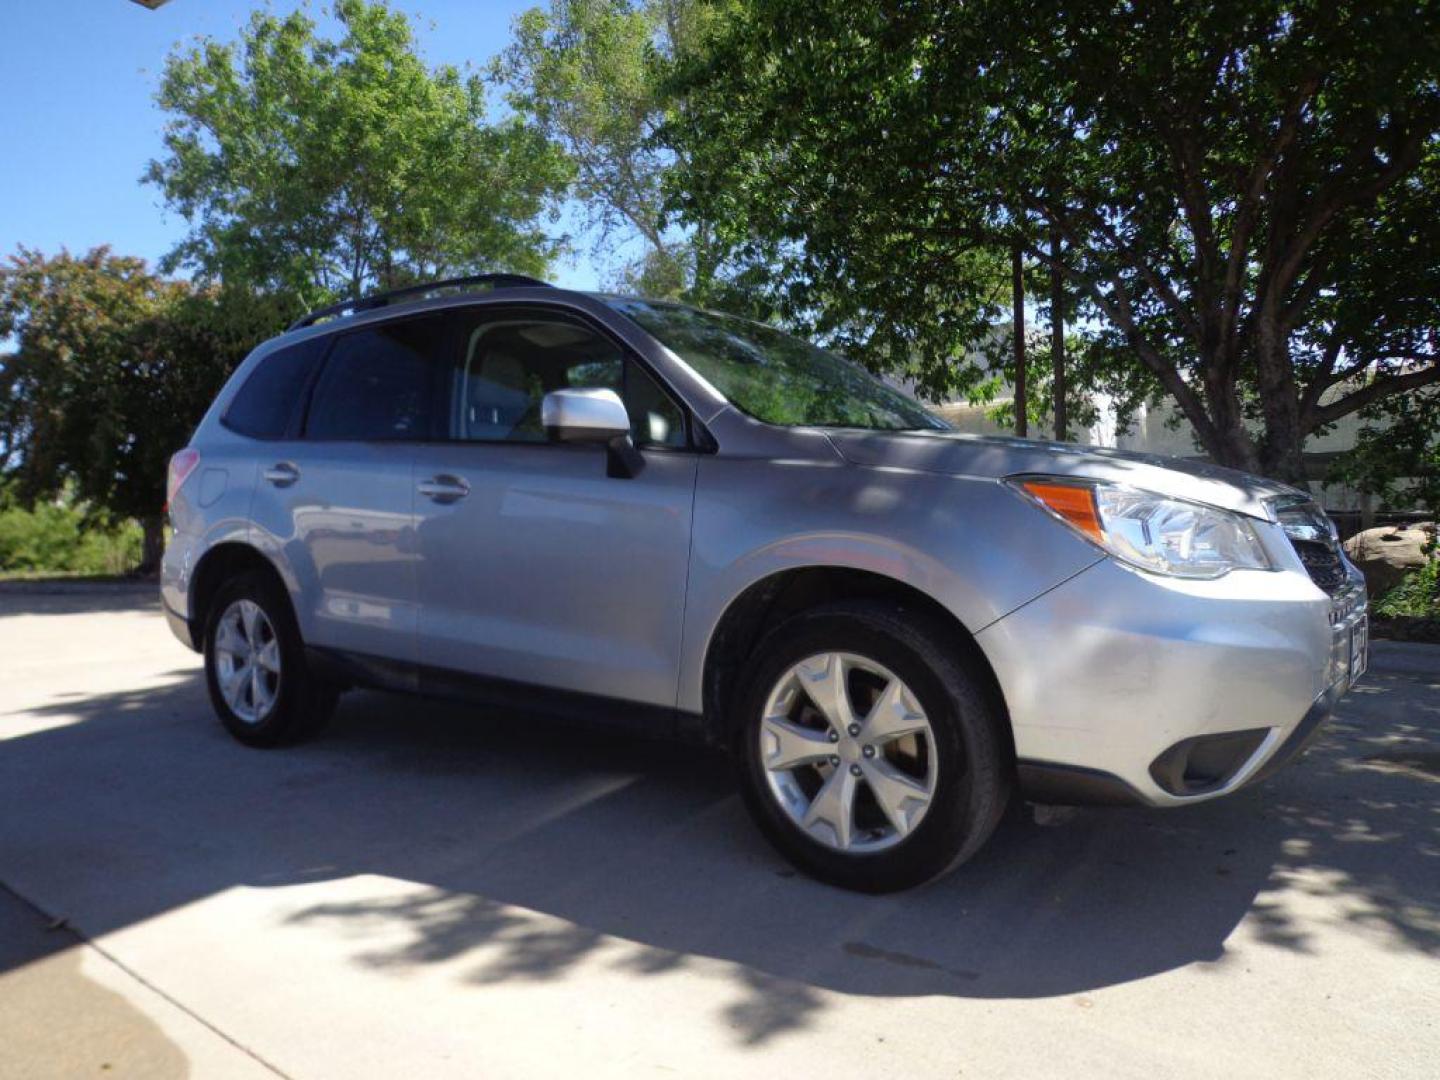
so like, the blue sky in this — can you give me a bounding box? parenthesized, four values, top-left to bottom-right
(0, 0, 602, 290)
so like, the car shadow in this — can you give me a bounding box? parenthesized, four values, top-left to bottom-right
(1, 654, 1436, 1045)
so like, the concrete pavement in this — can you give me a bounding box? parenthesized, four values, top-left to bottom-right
(0, 584, 1436, 1078)
(0, 884, 274, 1079)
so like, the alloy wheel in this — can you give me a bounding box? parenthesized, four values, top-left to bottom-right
(758, 651, 939, 853)
(213, 599, 282, 724)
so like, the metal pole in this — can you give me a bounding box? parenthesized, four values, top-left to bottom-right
(1051, 226, 1066, 441)
(1012, 242, 1027, 438)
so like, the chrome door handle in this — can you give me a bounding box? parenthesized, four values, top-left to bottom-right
(418, 475, 470, 503)
(263, 462, 300, 487)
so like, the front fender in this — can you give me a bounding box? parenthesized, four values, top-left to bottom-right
(676, 456, 1101, 714)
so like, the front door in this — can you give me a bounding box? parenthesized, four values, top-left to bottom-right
(411, 307, 697, 711)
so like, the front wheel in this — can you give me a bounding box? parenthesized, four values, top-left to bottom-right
(735, 601, 1010, 892)
(203, 570, 337, 747)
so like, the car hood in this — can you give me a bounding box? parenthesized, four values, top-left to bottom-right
(824, 429, 1305, 520)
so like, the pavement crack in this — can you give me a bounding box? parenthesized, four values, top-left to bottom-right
(0, 879, 293, 1079)
(842, 940, 979, 981)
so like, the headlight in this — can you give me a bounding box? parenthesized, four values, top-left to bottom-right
(1008, 476, 1272, 579)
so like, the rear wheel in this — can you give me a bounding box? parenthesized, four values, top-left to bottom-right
(203, 570, 337, 747)
(735, 601, 1009, 892)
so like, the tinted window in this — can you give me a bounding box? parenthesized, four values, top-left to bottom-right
(626, 361, 686, 448)
(606, 299, 946, 432)
(305, 316, 447, 441)
(451, 314, 686, 448)
(223, 338, 327, 439)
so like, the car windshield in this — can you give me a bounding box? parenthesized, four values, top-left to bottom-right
(605, 298, 948, 431)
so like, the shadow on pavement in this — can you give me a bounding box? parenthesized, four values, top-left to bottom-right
(0, 582, 160, 616)
(0, 886, 188, 1078)
(1, 651, 1436, 1045)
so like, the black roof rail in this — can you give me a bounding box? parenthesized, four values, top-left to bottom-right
(287, 273, 553, 331)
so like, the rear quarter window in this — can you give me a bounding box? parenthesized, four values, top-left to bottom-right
(222, 338, 328, 439)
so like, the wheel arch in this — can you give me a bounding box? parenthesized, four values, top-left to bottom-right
(190, 542, 296, 645)
(700, 565, 1013, 758)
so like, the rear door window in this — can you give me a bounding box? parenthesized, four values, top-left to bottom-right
(305, 315, 449, 441)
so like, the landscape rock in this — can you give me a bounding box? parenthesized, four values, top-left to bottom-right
(1343, 522, 1436, 598)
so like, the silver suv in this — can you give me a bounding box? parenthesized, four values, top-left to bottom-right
(162, 275, 1368, 892)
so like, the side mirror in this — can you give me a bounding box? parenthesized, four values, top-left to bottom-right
(542, 388, 631, 441)
(541, 388, 643, 478)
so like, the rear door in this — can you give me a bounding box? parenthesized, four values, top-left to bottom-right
(247, 315, 448, 671)
(411, 306, 698, 712)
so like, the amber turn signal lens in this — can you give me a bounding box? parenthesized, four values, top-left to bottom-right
(1020, 481, 1104, 543)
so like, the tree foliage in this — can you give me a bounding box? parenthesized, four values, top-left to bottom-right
(497, 0, 726, 296)
(0, 248, 284, 569)
(146, 0, 570, 302)
(1333, 386, 1440, 516)
(665, 0, 1440, 480)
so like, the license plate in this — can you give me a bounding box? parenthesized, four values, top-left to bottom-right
(1349, 617, 1369, 685)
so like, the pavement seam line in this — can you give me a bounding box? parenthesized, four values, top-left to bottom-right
(0, 878, 293, 1080)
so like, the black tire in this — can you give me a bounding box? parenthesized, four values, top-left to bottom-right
(203, 569, 338, 747)
(734, 600, 1011, 893)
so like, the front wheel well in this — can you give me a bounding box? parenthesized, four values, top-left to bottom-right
(701, 567, 1013, 757)
(190, 543, 293, 643)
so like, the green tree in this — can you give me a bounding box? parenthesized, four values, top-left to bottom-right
(0, 248, 283, 571)
(1333, 387, 1440, 517)
(497, 0, 723, 296)
(666, 0, 1440, 481)
(146, 0, 570, 302)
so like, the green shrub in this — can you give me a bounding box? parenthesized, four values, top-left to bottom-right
(1374, 559, 1440, 618)
(0, 502, 142, 576)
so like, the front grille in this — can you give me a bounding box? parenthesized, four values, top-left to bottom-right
(1291, 536, 1348, 594)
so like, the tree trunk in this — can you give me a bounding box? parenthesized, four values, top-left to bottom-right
(138, 514, 165, 577)
(1050, 227, 1066, 441)
(1012, 242, 1027, 438)
(1251, 314, 1310, 486)
(1181, 371, 1306, 485)
(1258, 429, 1310, 487)
(1193, 349, 1262, 475)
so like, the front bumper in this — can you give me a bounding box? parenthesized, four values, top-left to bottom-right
(977, 557, 1366, 807)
